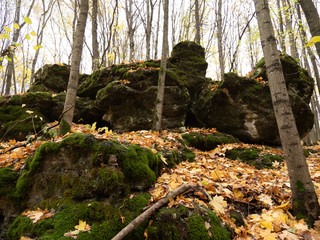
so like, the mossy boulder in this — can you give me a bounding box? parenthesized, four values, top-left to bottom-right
(182, 132, 239, 151)
(7, 200, 231, 240)
(225, 147, 284, 169)
(0, 93, 50, 141)
(28, 64, 71, 93)
(8, 133, 164, 208)
(0, 92, 101, 141)
(95, 71, 190, 132)
(193, 53, 314, 145)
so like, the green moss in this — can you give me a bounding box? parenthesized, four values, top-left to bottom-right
(296, 180, 306, 192)
(0, 105, 45, 141)
(225, 147, 261, 161)
(206, 210, 232, 239)
(229, 210, 244, 227)
(8, 95, 24, 105)
(182, 132, 238, 151)
(225, 147, 284, 169)
(0, 168, 19, 197)
(121, 145, 160, 188)
(187, 215, 210, 240)
(99, 168, 123, 188)
(59, 118, 71, 135)
(182, 146, 195, 162)
(7, 215, 33, 240)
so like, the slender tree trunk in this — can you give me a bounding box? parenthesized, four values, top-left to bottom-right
(60, 0, 89, 131)
(276, 0, 286, 53)
(153, 0, 168, 131)
(298, 0, 320, 58)
(217, 0, 224, 79)
(282, 0, 298, 59)
(296, 4, 320, 91)
(92, 0, 99, 71)
(254, 0, 320, 224)
(154, 0, 161, 59)
(30, 0, 55, 84)
(195, 0, 200, 43)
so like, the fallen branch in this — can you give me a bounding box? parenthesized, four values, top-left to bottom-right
(111, 183, 198, 240)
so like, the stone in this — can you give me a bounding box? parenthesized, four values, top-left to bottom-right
(28, 64, 71, 93)
(192, 53, 314, 145)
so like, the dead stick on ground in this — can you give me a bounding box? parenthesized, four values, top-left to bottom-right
(111, 183, 197, 240)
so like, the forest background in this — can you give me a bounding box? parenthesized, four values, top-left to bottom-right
(0, 0, 320, 142)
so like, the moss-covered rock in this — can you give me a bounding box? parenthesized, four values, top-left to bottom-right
(225, 147, 283, 169)
(28, 64, 71, 93)
(7, 199, 232, 240)
(182, 132, 239, 151)
(7, 133, 166, 208)
(0, 101, 47, 141)
(193, 54, 314, 145)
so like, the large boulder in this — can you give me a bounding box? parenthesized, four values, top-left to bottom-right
(192, 53, 314, 145)
(28, 64, 71, 93)
(1, 133, 231, 239)
(78, 41, 207, 132)
(0, 93, 100, 141)
(28, 64, 88, 93)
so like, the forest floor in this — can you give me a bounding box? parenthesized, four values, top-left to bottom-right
(1, 122, 320, 240)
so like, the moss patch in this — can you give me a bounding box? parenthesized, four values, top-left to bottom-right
(182, 132, 238, 151)
(225, 147, 283, 169)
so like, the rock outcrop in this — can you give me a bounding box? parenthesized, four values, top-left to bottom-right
(0, 133, 231, 239)
(15, 42, 315, 144)
(192, 53, 314, 144)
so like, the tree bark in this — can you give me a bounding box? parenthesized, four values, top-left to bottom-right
(60, 0, 89, 129)
(30, 0, 55, 84)
(194, 0, 200, 44)
(298, 0, 320, 58)
(276, 0, 286, 53)
(153, 0, 168, 131)
(282, 0, 298, 59)
(92, 0, 99, 71)
(217, 0, 224, 80)
(154, 0, 161, 59)
(254, 0, 320, 224)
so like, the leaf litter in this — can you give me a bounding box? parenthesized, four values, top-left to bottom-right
(1, 123, 320, 239)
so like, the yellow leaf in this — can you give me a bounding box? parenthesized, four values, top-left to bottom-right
(209, 195, 227, 214)
(160, 155, 168, 165)
(233, 188, 244, 199)
(310, 36, 320, 43)
(25, 34, 30, 40)
(260, 220, 273, 230)
(211, 170, 221, 181)
(33, 46, 39, 51)
(4, 26, 12, 32)
(259, 229, 277, 240)
(3, 33, 10, 39)
(24, 17, 32, 24)
(30, 31, 36, 36)
(75, 220, 90, 231)
(13, 23, 20, 29)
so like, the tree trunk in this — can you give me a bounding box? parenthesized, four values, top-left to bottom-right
(254, 0, 320, 224)
(194, 0, 200, 44)
(30, 0, 55, 84)
(60, 0, 89, 130)
(276, 0, 286, 53)
(92, 0, 99, 71)
(298, 0, 320, 58)
(217, 0, 225, 80)
(282, 0, 298, 59)
(154, 0, 161, 59)
(153, 0, 168, 131)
